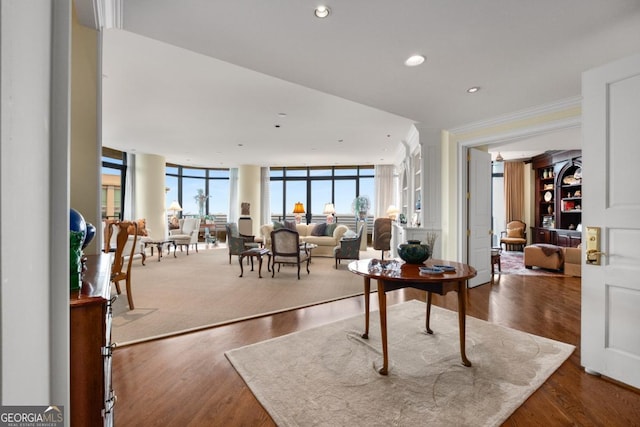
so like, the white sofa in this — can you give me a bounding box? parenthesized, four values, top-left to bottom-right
(260, 223, 348, 257)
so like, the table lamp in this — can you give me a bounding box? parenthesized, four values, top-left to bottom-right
(293, 202, 305, 224)
(168, 201, 182, 224)
(386, 205, 400, 221)
(323, 203, 336, 223)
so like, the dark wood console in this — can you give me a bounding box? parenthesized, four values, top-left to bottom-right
(70, 253, 114, 426)
(531, 227, 581, 247)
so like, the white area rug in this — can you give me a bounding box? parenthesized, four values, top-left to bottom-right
(226, 300, 575, 426)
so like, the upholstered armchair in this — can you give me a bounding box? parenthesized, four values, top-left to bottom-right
(373, 218, 392, 259)
(169, 217, 201, 255)
(334, 224, 364, 269)
(270, 228, 310, 279)
(500, 220, 527, 251)
(226, 222, 260, 263)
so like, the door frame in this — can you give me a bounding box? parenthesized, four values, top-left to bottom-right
(454, 101, 581, 262)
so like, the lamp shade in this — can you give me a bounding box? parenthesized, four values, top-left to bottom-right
(293, 202, 305, 214)
(168, 201, 182, 211)
(386, 204, 400, 219)
(323, 203, 335, 215)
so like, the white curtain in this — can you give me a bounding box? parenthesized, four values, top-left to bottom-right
(375, 164, 395, 218)
(228, 168, 239, 224)
(124, 152, 136, 220)
(260, 167, 271, 225)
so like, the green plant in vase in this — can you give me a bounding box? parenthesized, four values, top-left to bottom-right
(351, 195, 371, 221)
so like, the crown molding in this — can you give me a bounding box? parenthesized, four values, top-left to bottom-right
(449, 96, 582, 135)
(74, 0, 123, 30)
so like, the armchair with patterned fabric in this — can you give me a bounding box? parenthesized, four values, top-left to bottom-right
(333, 224, 364, 269)
(225, 222, 260, 264)
(270, 228, 310, 279)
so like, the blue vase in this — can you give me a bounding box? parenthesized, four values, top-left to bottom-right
(397, 240, 431, 264)
(70, 208, 87, 243)
(83, 222, 96, 249)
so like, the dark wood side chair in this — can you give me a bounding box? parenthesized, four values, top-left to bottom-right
(270, 228, 310, 279)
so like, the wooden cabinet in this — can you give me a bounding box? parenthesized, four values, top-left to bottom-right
(70, 253, 114, 426)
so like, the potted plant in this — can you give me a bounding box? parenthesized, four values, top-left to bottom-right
(352, 195, 371, 221)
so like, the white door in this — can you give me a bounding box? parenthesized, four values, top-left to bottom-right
(581, 52, 640, 389)
(467, 148, 492, 287)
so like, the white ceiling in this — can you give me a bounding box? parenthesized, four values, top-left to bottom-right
(101, 0, 640, 167)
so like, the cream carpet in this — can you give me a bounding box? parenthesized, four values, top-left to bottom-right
(226, 300, 575, 427)
(111, 246, 370, 346)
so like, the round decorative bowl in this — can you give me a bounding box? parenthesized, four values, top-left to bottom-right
(397, 240, 431, 264)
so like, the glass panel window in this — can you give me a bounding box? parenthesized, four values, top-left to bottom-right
(285, 168, 307, 177)
(359, 177, 375, 213)
(286, 180, 307, 216)
(182, 167, 206, 178)
(310, 168, 332, 177)
(182, 178, 206, 216)
(334, 167, 357, 176)
(270, 181, 284, 218)
(311, 180, 332, 215)
(334, 179, 356, 216)
(208, 178, 229, 215)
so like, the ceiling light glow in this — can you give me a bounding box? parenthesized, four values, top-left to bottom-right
(315, 6, 330, 18)
(467, 86, 480, 93)
(404, 55, 425, 67)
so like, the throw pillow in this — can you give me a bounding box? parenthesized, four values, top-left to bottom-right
(273, 221, 284, 230)
(127, 218, 149, 236)
(342, 229, 356, 239)
(284, 220, 297, 231)
(311, 223, 327, 236)
(507, 227, 523, 238)
(325, 223, 338, 237)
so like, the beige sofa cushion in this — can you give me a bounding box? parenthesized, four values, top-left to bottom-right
(260, 223, 349, 257)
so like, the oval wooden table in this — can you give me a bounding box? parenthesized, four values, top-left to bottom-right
(348, 258, 477, 375)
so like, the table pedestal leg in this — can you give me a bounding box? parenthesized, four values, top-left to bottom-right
(377, 280, 388, 375)
(362, 277, 370, 339)
(458, 281, 471, 367)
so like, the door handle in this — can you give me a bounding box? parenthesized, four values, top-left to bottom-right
(585, 226, 605, 265)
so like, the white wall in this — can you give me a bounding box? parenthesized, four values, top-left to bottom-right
(1, 0, 71, 411)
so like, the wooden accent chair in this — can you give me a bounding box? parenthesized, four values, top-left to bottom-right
(334, 224, 364, 269)
(105, 220, 138, 309)
(270, 228, 310, 279)
(500, 220, 527, 251)
(373, 218, 392, 260)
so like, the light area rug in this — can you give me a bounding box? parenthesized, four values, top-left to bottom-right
(226, 300, 575, 427)
(499, 251, 566, 277)
(111, 246, 371, 346)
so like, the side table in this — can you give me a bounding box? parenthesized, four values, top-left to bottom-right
(491, 247, 502, 275)
(239, 248, 272, 278)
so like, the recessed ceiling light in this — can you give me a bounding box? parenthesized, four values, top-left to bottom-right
(277, 112, 287, 118)
(404, 55, 425, 67)
(467, 86, 480, 93)
(315, 6, 330, 18)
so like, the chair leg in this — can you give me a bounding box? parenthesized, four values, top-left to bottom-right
(306, 258, 310, 275)
(114, 280, 122, 295)
(297, 263, 300, 280)
(125, 277, 134, 310)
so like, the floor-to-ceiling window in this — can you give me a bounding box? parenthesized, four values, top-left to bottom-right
(101, 148, 126, 220)
(165, 165, 229, 220)
(270, 166, 375, 223)
(492, 161, 505, 247)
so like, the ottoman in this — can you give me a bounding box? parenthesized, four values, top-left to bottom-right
(524, 244, 563, 271)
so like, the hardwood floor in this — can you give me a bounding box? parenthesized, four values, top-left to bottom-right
(112, 273, 640, 426)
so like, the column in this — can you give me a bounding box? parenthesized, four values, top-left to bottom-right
(238, 165, 261, 236)
(134, 153, 167, 239)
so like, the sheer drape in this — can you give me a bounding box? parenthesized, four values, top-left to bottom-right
(375, 165, 395, 218)
(124, 153, 136, 220)
(504, 161, 524, 222)
(260, 167, 271, 225)
(228, 168, 239, 224)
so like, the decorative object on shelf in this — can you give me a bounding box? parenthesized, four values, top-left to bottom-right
(83, 222, 96, 249)
(398, 213, 407, 224)
(293, 201, 305, 224)
(194, 189, 211, 218)
(548, 205, 553, 214)
(397, 239, 431, 264)
(573, 168, 582, 180)
(386, 205, 400, 221)
(415, 194, 421, 211)
(323, 203, 336, 223)
(544, 191, 552, 202)
(543, 169, 549, 179)
(351, 195, 370, 221)
(69, 208, 87, 291)
(241, 202, 250, 216)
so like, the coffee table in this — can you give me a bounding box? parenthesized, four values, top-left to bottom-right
(239, 248, 271, 278)
(143, 240, 174, 262)
(348, 258, 477, 375)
